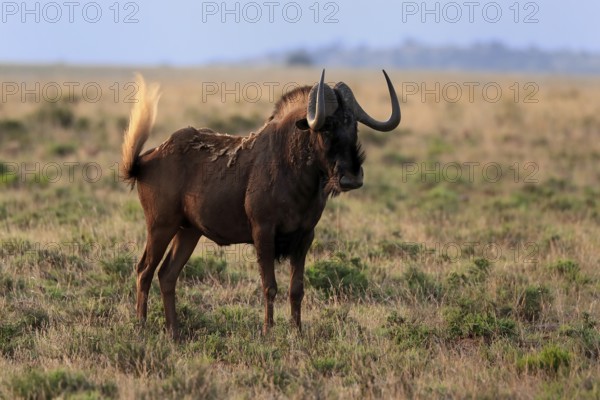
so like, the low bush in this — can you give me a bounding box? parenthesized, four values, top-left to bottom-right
(306, 255, 368, 297)
(517, 345, 571, 375)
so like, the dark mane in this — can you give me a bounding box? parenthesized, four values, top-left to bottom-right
(268, 86, 312, 122)
(256, 86, 317, 170)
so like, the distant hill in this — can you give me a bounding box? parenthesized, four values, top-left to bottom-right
(240, 41, 600, 75)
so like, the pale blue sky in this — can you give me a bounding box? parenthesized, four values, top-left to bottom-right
(0, 0, 596, 65)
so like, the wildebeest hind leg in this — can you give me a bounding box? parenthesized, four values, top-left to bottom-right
(136, 224, 178, 322)
(158, 227, 202, 338)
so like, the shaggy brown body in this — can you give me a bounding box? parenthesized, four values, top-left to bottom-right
(122, 72, 400, 336)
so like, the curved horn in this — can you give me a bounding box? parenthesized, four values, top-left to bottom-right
(307, 69, 327, 130)
(336, 70, 401, 132)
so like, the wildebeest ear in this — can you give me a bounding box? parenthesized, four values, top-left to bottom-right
(295, 118, 310, 131)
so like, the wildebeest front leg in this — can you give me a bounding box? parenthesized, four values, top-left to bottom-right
(253, 226, 277, 334)
(289, 230, 314, 331)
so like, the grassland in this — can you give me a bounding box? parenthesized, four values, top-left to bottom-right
(0, 65, 599, 399)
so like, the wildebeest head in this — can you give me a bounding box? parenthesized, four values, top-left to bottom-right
(294, 70, 401, 195)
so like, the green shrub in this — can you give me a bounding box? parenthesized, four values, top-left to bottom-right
(9, 368, 117, 399)
(33, 102, 75, 129)
(0, 273, 26, 295)
(75, 116, 92, 131)
(309, 307, 362, 341)
(306, 255, 368, 296)
(447, 258, 492, 288)
(0, 118, 26, 134)
(48, 142, 77, 157)
(0, 162, 19, 187)
(101, 255, 134, 279)
(377, 240, 424, 260)
(181, 256, 227, 282)
(560, 313, 600, 359)
(548, 259, 582, 282)
(0, 323, 25, 357)
(311, 356, 348, 376)
(402, 266, 442, 301)
(522, 178, 570, 199)
(517, 345, 571, 374)
(0, 237, 33, 258)
(386, 311, 437, 350)
(14, 246, 85, 270)
(469, 258, 492, 281)
(517, 285, 551, 322)
(104, 334, 173, 376)
(445, 307, 516, 340)
(0, 119, 28, 143)
(18, 307, 50, 331)
(202, 333, 228, 360)
(0, 307, 49, 356)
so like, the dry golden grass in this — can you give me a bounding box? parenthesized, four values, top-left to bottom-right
(0, 65, 599, 399)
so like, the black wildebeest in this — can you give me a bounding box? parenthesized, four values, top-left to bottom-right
(121, 70, 401, 337)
